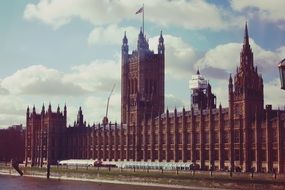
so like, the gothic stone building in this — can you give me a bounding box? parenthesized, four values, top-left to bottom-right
(25, 24, 285, 173)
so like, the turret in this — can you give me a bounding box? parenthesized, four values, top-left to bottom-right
(158, 30, 164, 54)
(26, 106, 30, 117)
(64, 104, 67, 119)
(228, 74, 233, 94)
(121, 31, 129, 55)
(32, 105, 36, 114)
(48, 103, 51, 113)
(137, 27, 149, 51)
(41, 104, 45, 115)
(77, 106, 84, 126)
(57, 105, 60, 113)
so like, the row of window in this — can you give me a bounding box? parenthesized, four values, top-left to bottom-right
(65, 149, 278, 162)
(128, 78, 158, 95)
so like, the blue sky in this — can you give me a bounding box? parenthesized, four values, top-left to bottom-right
(0, 0, 285, 128)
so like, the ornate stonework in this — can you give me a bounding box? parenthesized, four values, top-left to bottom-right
(25, 24, 285, 173)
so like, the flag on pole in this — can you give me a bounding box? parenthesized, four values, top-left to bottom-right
(135, 6, 144, 14)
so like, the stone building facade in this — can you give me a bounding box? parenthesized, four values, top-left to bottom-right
(25, 105, 66, 166)
(0, 125, 25, 162)
(25, 24, 285, 173)
(121, 29, 165, 125)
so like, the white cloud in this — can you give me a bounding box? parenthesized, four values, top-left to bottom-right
(0, 59, 121, 128)
(165, 94, 186, 110)
(88, 24, 138, 45)
(0, 114, 25, 129)
(264, 78, 285, 109)
(1, 59, 122, 96)
(211, 80, 231, 107)
(231, 0, 285, 30)
(24, 0, 243, 31)
(1, 65, 89, 96)
(0, 95, 26, 116)
(196, 42, 240, 73)
(196, 39, 283, 78)
(149, 34, 197, 79)
(0, 81, 9, 95)
(63, 59, 121, 92)
(83, 93, 121, 124)
(24, 0, 125, 29)
(0, 95, 26, 128)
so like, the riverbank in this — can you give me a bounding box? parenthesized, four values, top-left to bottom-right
(1, 164, 285, 190)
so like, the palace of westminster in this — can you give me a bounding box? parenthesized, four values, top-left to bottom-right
(25, 23, 285, 173)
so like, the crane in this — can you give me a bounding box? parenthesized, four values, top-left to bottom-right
(102, 84, 116, 125)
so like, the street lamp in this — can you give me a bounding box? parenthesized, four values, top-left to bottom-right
(278, 59, 285, 90)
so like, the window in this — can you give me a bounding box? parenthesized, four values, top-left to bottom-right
(170, 135, 174, 144)
(214, 150, 219, 160)
(223, 131, 229, 143)
(272, 150, 278, 161)
(178, 134, 182, 144)
(154, 135, 157, 144)
(261, 150, 266, 161)
(234, 130, 240, 143)
(224, 150, 229, 160)
(251, 149, 255, 161)
(162, 135, 166, 144)
(205, 132, 209, 144)
(234, 150, 239, 161)
(205, 150, 209, 160)
(214, 131, 219, 143)
(187, 133, 191, 145)
(250, 129, 255, 144)
(261, 129, 266, 143)
(195, 133, 200, 144)
(272, 129, 277, 143)
(195, 150, 200, 160)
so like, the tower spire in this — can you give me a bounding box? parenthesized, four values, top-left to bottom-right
(244, 21, 249, 46)
(197, 68, 200, 75)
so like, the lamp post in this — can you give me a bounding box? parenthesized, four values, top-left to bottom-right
(278, 59, 285, 90)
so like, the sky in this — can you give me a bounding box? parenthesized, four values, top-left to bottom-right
(0, 0, 285, 128)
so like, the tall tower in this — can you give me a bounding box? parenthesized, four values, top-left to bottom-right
(230, 22, 264, 119)
(121, 29, 165, 125)
(229, 22, 264, 172)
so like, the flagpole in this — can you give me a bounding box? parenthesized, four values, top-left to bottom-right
(142, 4, 144, 35)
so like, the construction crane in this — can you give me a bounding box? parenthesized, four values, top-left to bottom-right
(102, 84, 116, 125)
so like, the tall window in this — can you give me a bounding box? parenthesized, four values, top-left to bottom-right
(214, 131, 219, 143)
(272, 129, 277, 143)
(205, 150, 209, 160)
(224, 150, 229, 160)
(178, 134, 182, 144)
(234, 130, 240, 143)
(195, 133, 200, 144)
(272, 150, 278, 161)
(261, 129, 266, 143)
(250, 129, 255, 144)
(261, 150, 266, 161)
(214, 150, 219, 160)
(234, 150, 239, 161)
(205, 132, 209, 144)
(223, 131, 229, 143)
